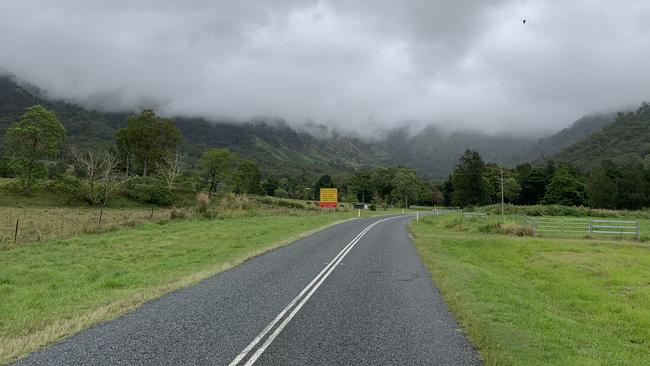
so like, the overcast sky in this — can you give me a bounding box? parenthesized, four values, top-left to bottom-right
(1, 0, 649, 136)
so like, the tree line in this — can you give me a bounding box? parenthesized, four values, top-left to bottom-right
(5, 105, 644, 210)
(305, 166, 436, 208)
(1, 105, 436, 208)
(443, 149, 650, 210)
(1, 105, 264, 206)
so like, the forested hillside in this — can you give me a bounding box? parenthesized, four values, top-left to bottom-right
(0, 73, 619, 179)
(0, 75, 115, 149)
(173, 117, 390, 179)
(509, 113, 615, 163)
(0, 75, 388, 179)
(552, 103, 650, 170)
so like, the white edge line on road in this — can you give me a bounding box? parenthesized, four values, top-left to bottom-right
(228, 216, 401, 366)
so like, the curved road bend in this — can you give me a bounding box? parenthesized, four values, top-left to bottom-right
(14, 215, 481, 366)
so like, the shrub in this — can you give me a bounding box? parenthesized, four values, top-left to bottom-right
(274, 188, 290, 198)
(485, 222, 534, 237)
(196, 192, 210, 214)
(43, 176, 84, 203)
(125, 177, 177, 206)
(0, 157, 17, 178)
(169, 207, 186, 220)
(218, 195, 252, 211)
(369, 203, 377, 211)
(480, 203, 650, 218)
(274, 199, 305, 209)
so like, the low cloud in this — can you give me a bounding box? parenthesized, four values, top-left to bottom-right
(1, 0, 649, 136)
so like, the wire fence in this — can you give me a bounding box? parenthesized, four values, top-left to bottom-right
(463, 212, 488, 220)
(0, 207, 184, 247)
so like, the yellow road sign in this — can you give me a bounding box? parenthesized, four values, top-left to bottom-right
(319, 188, 338, 208)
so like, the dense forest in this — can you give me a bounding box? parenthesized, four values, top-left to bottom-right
(440, 144, 650, 210)
(551, 103, 650, 169)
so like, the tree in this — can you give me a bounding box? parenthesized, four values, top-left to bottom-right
(483, 163, 502, 204)
(542, 166, 585, 206)
(115, 109, 183, 176)
(442, 176, 453, 206)
(450, 150, 489, 207)
(97, 152, 128, 205)
(432, 185, 445, 206)
(235, 160, 263, 194)
(314, 175, 335, 200)
(262, 178, 278, 196)
(370, 167, 397, 204)
(502, 177, 521, 203)
(515, 163, 550, 205)
(615, 162, 646, 209)
(349, 170, 373, 203)
(391, 167, 421, 208)
(74, 149, 104, 205)
(74, 149, 127, 205)
(5, 105, 65, 193)
(201, 148, 238, 195)
(586, 166, 618, 209)
(158, 150, 186, 190)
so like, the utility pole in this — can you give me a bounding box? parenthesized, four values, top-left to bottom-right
(500, 169, 505, 223)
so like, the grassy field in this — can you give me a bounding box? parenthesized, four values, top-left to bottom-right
(0, 206, 189, 247)
(0, 192, 423, 248)
(411, 213, 650, 365)
(0, 212, 365, 364)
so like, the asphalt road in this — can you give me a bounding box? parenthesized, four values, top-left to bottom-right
(14, 215, 481, 366)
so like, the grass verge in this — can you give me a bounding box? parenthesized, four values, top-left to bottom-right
(0, 213, 354, 364)
(410, 214, 650, 365)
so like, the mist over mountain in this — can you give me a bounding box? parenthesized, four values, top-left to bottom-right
(1, 73, 620, 179)
(2, 1, 650, 136)
(551, 104, 650, 170)
(507, 113, 617, 164)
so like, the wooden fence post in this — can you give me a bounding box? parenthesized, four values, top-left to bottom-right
(14, 219, 19, 244)
(98, 209, 103, 225)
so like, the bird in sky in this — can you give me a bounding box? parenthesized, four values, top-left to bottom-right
(523, 19, 526, 24)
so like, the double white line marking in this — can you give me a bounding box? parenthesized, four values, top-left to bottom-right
(228, 216, 398, 366)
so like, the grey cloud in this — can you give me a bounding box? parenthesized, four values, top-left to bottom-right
(1, 0, 649, 136)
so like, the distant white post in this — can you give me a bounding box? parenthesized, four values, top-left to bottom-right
(358, 209, 361, 218)
(416, 212, 419, 222)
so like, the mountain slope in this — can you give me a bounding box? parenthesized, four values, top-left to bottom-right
(0, 75, 387, 179)
(552, 103, 650, 170)
(0, 75, 116, 148)
(173, 117, 389, 178)
(508, 113, 615, 163)
(1, 73, 622, 178)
